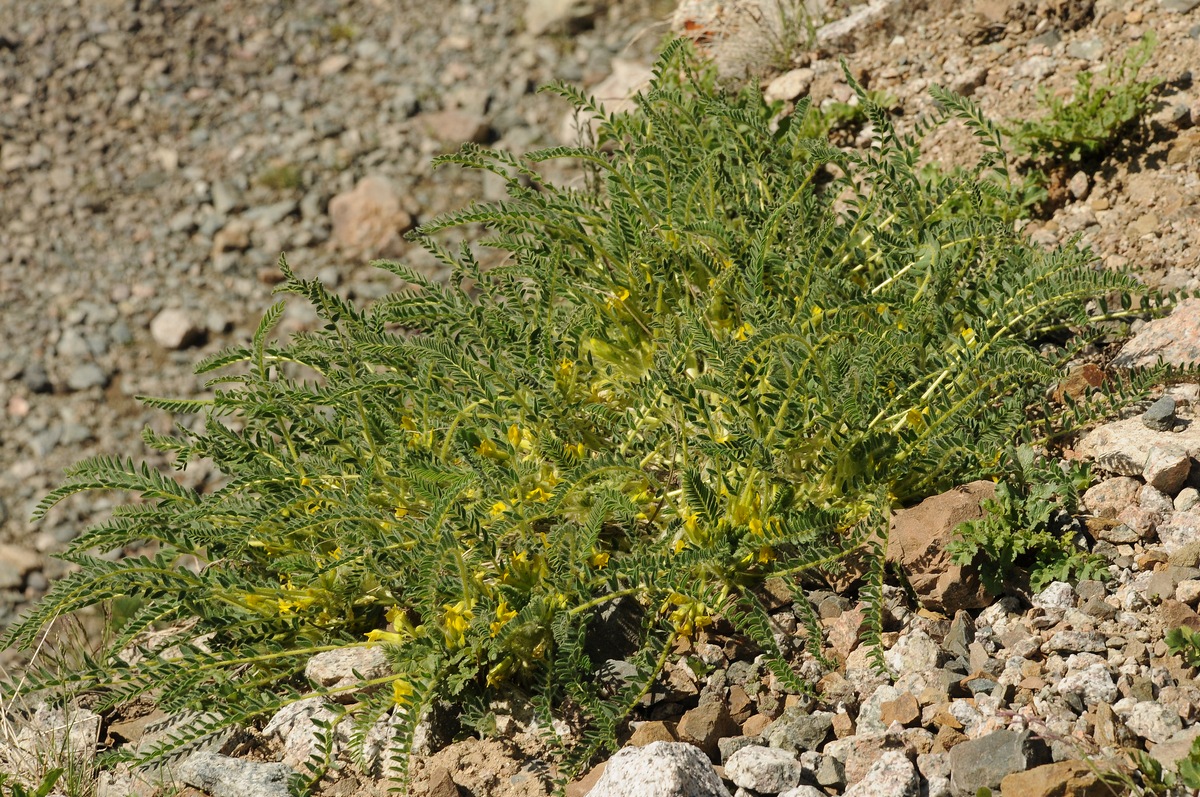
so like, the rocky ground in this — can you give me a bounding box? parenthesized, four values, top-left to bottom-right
(3, 0, 1200, 795)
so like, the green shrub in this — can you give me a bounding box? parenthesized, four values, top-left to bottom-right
(1, 41, 1162, 787)
(1008, 31, 1161, 165)
(948, 445, 1107, 594)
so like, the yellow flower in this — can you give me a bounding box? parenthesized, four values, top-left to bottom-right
(811, 305, 824, 324)
(393, 505, 408, 520)
(734, 322, 753, 341)
(961, 327, 977, 348)
(526, 486, 552, 502)
(385, 605, 405, 627)
(565, 441, 586, 458)
(605, 287, 631, 310)
(558, 359, 574, 374)
(673, 539, 687, 554)
(749, 517, 763, 536)
(508, 424, 522, 446)
(490, 600, 517, 637)
(443, 600, 474, 648)
(476, 438, 498, 458)
(589, 551, 610, 569)
(491, 501, 509, 517)
(365, 629, 407, 646)
(391, 678, 413, 706)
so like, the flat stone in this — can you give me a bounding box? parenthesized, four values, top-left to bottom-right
(177, 752, 292, 797)
(1077, 415, 1200, 478)
(844, 750, 919, 797)
(999, 760, 1114, 797)
(879, 693, 921, 727)
(725, 745, 804, 792)
(1114, 299, 1200, 368)
(1123, 701, 1183, 744)
(305, 646, 391, 696)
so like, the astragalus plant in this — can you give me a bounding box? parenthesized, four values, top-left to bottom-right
(2, 39, 1159, 791)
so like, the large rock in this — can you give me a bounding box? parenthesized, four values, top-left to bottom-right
(948, 730, 1050, 797)
(724, 745, 804, 792)
(843, 750, 919, 797)
(1076, 414, 1200, 477)
(587, 741, 732, 797)
(177, 752, 292, 797)
(763, 708, 834, 753)
(304, 646, 391, 696)
(999, 760, 1114, 797)
(328, 175, 413, 259)
(887, 481, 996, 612)
(1113, 299, 1200, 368)
(676, 699, 738, 760)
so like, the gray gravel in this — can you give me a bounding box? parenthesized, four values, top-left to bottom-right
(0, 0, 665, 650)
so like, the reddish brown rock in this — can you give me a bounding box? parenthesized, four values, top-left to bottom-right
(628, 721, 676, 747)
(1053, 363, 1105, 402)
(879, 693, 920, 727)
(328, 175, 414, 258)
(676, 700, 738, 761)
(566, 762, 606, 797)
(728, 685, 753, 725)
(999, 760, 1114, 797)
(886, 481, 996, 612)
(741, 714, 772, 737)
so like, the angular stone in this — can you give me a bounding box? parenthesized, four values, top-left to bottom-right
(999, 760, 1113, 797)
(1053, 363, 1105, 402)
(763, 707, 834, 754)
(725, 745, 804, 792)
(305, 646, 391, 697)
(676, 700, 738, 761)
(1078, 415, 1200, 478)
(177, 752, 292, 797)
(1055, 663, 1117, 705)
(328, 175, 413, 258)
(886, 481, 995, 612)
(1144, 446, 1191, 495)
(629, 721, 677, 747)
(1114, 299, 1200, 368)
(1082, 477, 1141, 518)
(1143, 396, 1178, 431)
(948, 730, 1050, 797)
(879, 693, 920, 727)
(1123, 701, 1183, 744)
(844, 750, 919, 797)
(587, 742, 732, 797)
(1161, 511, 1200, 554)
